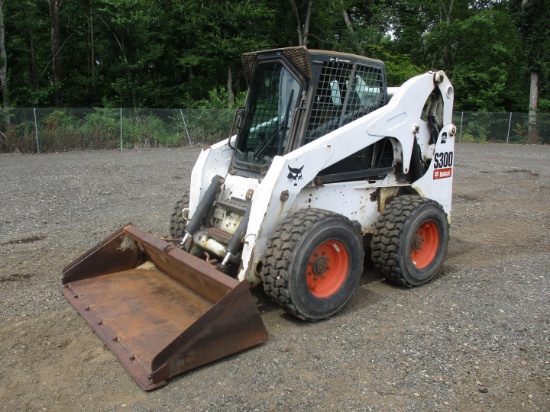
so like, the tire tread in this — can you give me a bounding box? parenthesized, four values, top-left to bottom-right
(261, 209, 363, 321)
(371, 195, 448, 287)
(169, 192, 189, 238)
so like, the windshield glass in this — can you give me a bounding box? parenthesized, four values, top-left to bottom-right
(235, 61, 301, 168)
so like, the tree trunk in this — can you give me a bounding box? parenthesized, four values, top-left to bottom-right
(0, 0, 8, 109)
(49, 0, 63, 106)
(341, 4, 352, 29)
(301, 0, 313, 46)
(341, 2, 363, 55)
(520, 0, 540, 144)
(528, 71, 539, 144)
(440, 0, 454, 67)
(29, 24, 40, 91)
(88, 6, 95, 82)
(227, 65, 234, 108)
(289, 0, 303, 46)
(290, 0, 313, 46)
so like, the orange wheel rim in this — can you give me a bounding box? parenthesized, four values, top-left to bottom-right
(410, 221, 440, 269)
(306, 239, 349, 298)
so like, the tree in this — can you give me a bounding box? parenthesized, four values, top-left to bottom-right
(0, 0, 545, 115)
(175, 0, 274, 107)
(513, 0, 550, 143)
(4, 0, 51, 105)
(0, 0, 7, 109)
(48, 0, 63, 106)
(436, 8, 525, 111)
(337, 0, 388, 55)
(290, 0, 313, 46)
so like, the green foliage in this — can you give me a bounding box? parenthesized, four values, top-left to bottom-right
(193, 87, 246, 110)
(0, 107, 237, 152)
(539, 99, 550, 113)
(461, 122, 488, 143)
(366, 45, 423, 86)
(121, 113, 175, 148)
(512, 0, 550, 73)
(460, 133, 486, 143)
(512, 122, 528, 143)
(0, 0, 547, 116)
(37, 109, 119, 151)
(459, 112, 518, 143)
(79, 109, 120, 147)
(444, 9, 525, 111)
(185, 109, 234, 144)
(0, 108, 37, 152)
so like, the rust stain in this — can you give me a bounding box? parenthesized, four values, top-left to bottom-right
(61, 224, 268, 391)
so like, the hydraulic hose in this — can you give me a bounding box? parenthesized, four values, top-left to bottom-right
(181, 175, 224, 247)
(221, 206, 251, 267)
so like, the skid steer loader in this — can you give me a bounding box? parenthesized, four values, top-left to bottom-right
(62, 46, 455, 390)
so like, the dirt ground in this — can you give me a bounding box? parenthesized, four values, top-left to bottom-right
(1, 143, 549, 411)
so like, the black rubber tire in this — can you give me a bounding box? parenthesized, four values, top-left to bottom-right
(371, 195, 449, 287)
(169, 192, 189, 239)
(260, 208, 364, 321)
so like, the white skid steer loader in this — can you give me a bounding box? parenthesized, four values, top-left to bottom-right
(62, 47, 455, 390)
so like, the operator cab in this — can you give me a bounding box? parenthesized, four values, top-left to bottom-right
(231, 47, 391, 181)
(234, 52, 305, 171)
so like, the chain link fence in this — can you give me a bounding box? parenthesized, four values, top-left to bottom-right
(0, 108, 548, 153)
(0, 108, 234, 153)
(454, 111, 550, 145)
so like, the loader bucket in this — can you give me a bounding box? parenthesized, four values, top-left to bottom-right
(61, 224, 268, 391)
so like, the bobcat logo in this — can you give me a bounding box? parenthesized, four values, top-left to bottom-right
(287, 165, 304, 186)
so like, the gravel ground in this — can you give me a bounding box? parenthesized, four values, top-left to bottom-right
(0, 143, 549, 411)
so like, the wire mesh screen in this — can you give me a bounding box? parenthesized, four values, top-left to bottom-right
(305, 61, 384, 142)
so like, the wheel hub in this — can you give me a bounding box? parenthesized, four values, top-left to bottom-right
(306, 240, 349, 298)
(412, 233, 424, 250)
(410, 221, 440, 269)
(312, 256, 329, 277)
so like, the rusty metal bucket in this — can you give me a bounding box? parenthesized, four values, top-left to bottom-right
(61, 224, 268, 391)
